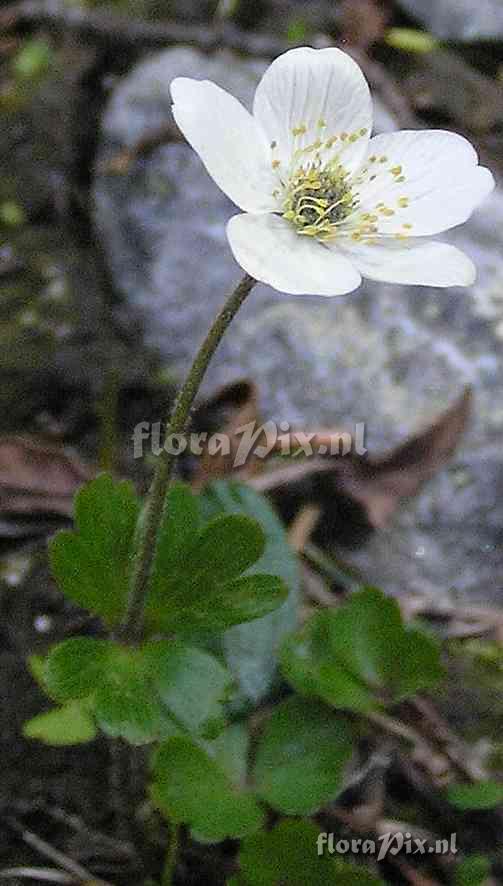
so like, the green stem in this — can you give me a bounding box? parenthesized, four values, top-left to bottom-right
(162, 823, 180, 886)
(98, 366, 120, 474)
(120, 273, 256, 642)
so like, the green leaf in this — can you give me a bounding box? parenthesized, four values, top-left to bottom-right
(205, 722, 250, 788)
(0, 201, 26, 228)
(44, 637, 232, 746)
(149, 482, 200, 585)
(12, 38, 54, 80)
(238, 820, 384, 886)
(145, 481, 282, 634)
(170, 573, 287, 634)
(45, 637, 112, 702)
(455, 855, 492, 886)
(254, 696, 353, 814)
(393, 626, 444, 700)
(448, 781, 503, 810)
(186, 514, 265, 584)
(23, 701, 96, 745)
(27, 654, 51, 694)
(143, 640, 231, 739)
(94, 645, 162, 745)
(153, 736, 264, 842)
(49, 474, 140, 626)
(198, 481, 300, 708)
(385, 27, 439, 54)
(281, 588, 443, 713)
(45, 637, 161, 745)
(287, 17, 309, 44)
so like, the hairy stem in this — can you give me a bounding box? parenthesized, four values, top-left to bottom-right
(120, 273, 256, 642)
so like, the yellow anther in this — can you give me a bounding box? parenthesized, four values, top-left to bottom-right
(272, 159, 281, 169)
(403, 223, 413, 229)
(396, 176, 406, 183)
(351, 232, 362, 240)
(340, 132, 348, 141)
(369, 155, 377, 162)
(394, 232, 408, 240)
(391, 165, 402, 175)
(349, 133, 358, 142)
(292, 124, 307, 136)
(398, 197, 409, 207)
(360, 128, 368, 136)
(381, 208, 395, 216)
(379, 156, 388, 163)
(318, 118, 327, 128)
(376, 202, 385, 208)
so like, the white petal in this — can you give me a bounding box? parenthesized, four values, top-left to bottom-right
(227, 213, 362, 296)
(171, 77, 278, 213)
(335, 238, 476, 287)
(349, 130, 495, 237)
(253, 47, 372, 174)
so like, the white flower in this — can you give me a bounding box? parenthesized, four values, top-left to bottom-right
(170, 47, 495, 296)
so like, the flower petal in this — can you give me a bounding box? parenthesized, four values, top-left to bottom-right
(227, 213, 362, 296)
(335, 237, 476, 287)
(171, 77, 278, 213)
(253, 47, 372, 174)
(348, 130, 495, 237)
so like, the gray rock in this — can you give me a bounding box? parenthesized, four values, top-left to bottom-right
(396, 0, 503, 41)
(94, 47, 503, 605)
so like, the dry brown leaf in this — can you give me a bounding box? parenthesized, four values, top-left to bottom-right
(251, 387, 471, 548)
(186, 381, 470, 551)
(0, 435, 92, 520)
(190, 379, 264, 490)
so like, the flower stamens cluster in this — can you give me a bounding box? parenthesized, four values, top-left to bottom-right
(281, 162, 356, 240)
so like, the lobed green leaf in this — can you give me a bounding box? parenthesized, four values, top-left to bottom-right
(49, 474, 140, 626)
(152, 736, 264, 842)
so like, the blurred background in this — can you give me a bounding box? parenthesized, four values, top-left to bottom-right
(0, 0, 502, 882)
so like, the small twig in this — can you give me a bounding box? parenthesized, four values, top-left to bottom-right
(300, 562, 337, 607)
(43, 804, 135, 860)
(287, 504, 321, 553)
(0, 868, 74, 883)
(2, 815, 112, 885)
(323, 808, 443, 886)
(303, 541, 363, 593)
(400, 594, 503, 630)
(366, 711, 431, 751)
(406, 697, 489, 782)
